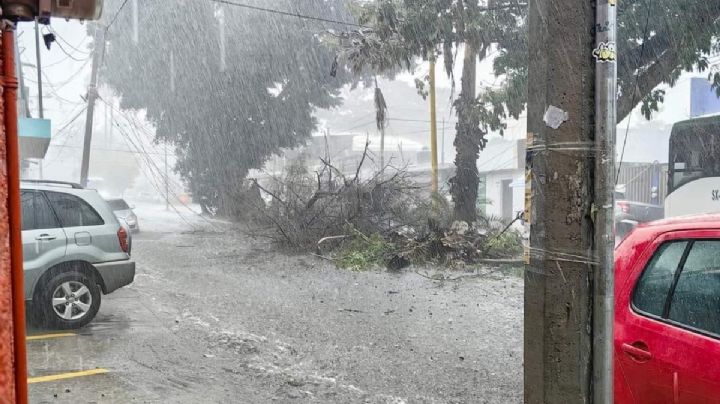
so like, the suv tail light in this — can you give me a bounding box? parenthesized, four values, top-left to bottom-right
(117, 226, 129, 254)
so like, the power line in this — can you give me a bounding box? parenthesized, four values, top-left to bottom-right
(40, 51, 91, 68)
(206, 0, 369, 28)
(106, 0, 130, 31)
(338, 120, 376, 133)
(476, 141, 519, 171)
(40, 26, 91, 62)
(43, 26, 91, 55)
(98, 96, 193, 195)
(48, 37, 88, 62)
(112, 119, 201, 230)
(44, 144, 166, 156)
(206, 0, 525, 29)
(51, 106, 88, 141)
(43, 106, 88, 166)
(114, 117, 221, 230)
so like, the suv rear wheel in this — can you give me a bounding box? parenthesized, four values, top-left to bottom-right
(36, 270, 101, 329)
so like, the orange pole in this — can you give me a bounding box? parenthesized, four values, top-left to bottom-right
(3, 27, 28, 404)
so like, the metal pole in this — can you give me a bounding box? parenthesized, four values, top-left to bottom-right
(80, 26, 104, 188)
(170, 51, 175, 93)
(429, 58, 439, 193)
(165, 143, 169, 210)
(217, 7, 226, 72)
(132, 0, 139, 43)
(34, 20, 43, 119)
(109, 97, 114, 139)
(593, 0, 617, 401)
(14, 33, 28, 118)
(3, 27, 29, 404)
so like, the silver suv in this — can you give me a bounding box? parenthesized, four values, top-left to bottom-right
(20, 181, 136, 329)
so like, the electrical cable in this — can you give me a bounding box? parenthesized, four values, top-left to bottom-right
(44, 30, 90, 62)
(42, 106, 88, 167)
(206, 0, 369, 28)
(112, 119, 201, 231)
(106, 0, 130, 32)
(98, 96, 220, 227)
(43, 26, 91, 55)
(116, 120, 222, 231)
(208, 0, 526, 28)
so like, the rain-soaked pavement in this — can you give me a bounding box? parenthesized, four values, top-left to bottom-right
(26, 205, 523, 403)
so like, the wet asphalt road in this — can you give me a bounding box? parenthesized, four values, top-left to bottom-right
(26, 212, 523, 403)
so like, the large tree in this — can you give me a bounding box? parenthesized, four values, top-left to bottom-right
(336, 0, 720, 223)
(97, 0, 355, 216)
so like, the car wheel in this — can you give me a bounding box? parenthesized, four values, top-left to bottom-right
(37, 270, 101, 329)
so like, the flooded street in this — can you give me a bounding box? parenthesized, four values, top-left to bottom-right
(26, 206, 523, 403)
(0, 0, 713, 402)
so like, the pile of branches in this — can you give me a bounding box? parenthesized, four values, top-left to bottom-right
(386, 212, 524, 268)
(248, 143, 425, 250)
(248, 144, 523, 268)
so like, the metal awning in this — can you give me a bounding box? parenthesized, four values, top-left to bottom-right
(18, 118, 51, 159)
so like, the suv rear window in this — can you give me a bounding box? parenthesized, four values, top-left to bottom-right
(20, 191, 60, 231)
(45, 191, 105, 227)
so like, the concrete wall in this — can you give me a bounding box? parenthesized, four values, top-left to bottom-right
(0, 30, 17, 400)
(481, 169, 525, 222)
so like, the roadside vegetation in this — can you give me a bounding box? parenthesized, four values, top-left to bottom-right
(247, 148, 523, 270)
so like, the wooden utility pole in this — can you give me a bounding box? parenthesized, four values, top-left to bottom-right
(524, 0, 616, 402)
(80, 26, 104, 188)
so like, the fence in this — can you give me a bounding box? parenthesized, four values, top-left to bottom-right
(616, 162, 668, 204)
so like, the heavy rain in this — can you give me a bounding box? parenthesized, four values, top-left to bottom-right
(0, 0, 717, 402)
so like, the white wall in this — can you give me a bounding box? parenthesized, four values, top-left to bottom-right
(482, 170, 524, 221)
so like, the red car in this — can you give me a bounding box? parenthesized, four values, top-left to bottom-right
(615, 214, 720, 403)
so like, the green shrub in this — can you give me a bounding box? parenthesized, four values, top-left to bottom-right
(485, 229, 523, 258)
(336, 232, 394, 271)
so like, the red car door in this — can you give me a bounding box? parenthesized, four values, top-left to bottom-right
(615, 230, 720, 403)
(663, 239, 720, 402)
(615, 236, 686, 403)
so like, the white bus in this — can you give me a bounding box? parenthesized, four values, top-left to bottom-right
(665, 116, 720, 217)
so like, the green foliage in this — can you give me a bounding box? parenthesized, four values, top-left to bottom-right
(485, 230, 523, 258)
(98, 0, 356, 216)
(640, 89, 666, 120)
(337, 232, 394, 271)
(342, 0, 720, 124)
(616, 1, 720, 119)
(334, 0, 528, 223)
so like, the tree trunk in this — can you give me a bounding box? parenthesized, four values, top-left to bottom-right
(450, 42, 479, 223)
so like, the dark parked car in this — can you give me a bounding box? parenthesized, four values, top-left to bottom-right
(107, 198, 140, 233)
(614, 189, 664, 242)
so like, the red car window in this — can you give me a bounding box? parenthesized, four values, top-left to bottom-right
(668, 240, 720, 337)
(633, 241, 688, 317)
(631, 239, 720, 338)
